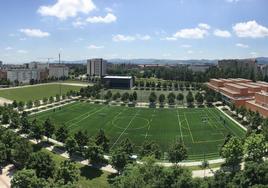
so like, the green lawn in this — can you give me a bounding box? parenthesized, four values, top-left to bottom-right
(0, 83, 83, 102)
(31, 102, 246, 161)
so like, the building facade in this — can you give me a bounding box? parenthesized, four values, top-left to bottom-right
(87, 58, 107, 77)
(103, 76, 133, 89)
(207, 78, 268, 117)
(7, 69, 39, 84)
(48, 64, 69, 79)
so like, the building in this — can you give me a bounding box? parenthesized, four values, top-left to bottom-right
(0, 61, 3, 67)
(218, 59, 257, 70)
(7, 69, 39, 84)
(87, 58, 107, 77)
(48, 64, 69, 79)
(188, 63, 214, 72)
(0, 69, 7, 79)
(207, 78, 268, 117)
(103, 76, 134, 89)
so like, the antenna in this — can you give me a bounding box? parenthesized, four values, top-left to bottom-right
(59, 53, 61, 64)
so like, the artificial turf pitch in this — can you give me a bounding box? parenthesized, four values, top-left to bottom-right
(31, 102, 246, 161)
(0, 83, 82, 102)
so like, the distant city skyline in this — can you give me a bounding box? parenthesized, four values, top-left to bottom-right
(0, 0, 268, 63)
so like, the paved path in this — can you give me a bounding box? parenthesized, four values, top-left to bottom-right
(0, 164, 15, 188)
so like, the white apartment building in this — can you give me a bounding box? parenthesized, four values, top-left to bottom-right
(7, 69, 38, 84)
(87, 58, 107, 77)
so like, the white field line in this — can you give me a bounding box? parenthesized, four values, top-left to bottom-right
(111, 109, 140, 149)
(216, 106, 247, 131)
(68, 106, 106, 128)
(176, 109, 185, 144)
(65, 107, 97, 124)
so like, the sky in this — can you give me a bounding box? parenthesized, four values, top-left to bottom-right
(0, 0, 268, 63)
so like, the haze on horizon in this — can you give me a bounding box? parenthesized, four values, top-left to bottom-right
(0, 0, 268, 63)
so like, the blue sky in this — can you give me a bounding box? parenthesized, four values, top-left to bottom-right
(0, 0, 268, 63)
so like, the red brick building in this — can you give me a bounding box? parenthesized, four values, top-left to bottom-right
(207, 78, 268, 117)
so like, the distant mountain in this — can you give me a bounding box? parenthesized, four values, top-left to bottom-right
(107, 58, 218, 65)
(256, 57, 268, 64)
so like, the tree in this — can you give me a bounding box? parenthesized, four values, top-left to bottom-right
(26, 100, 33, 109)
(104, 90, 112, 101)
(95, 129, 109, 153)
(120, 138, 134, 156)
(158, 94, 165, 105)
(11, 169, 42, 188)
(85, 142, 105, 164)
(0, 142, 7, 166)
(176, 93, 184, 104)
(121, 92, 130, 102)
(74, 130, 89, 153)
(55, 125, 69, 143)
(110, 147, 130, 174)
(244, 133, 267, 162)
(12, 139, 32, 168)
(43, 118, 55, 142)
(195, 92, 204, 106)
(133, 91, 138, 101)
(186, 91, 194, 106)
(140, 140, 161, 159)
(1, 111, 9, 124)
(21, 115, 30, 134)
(12, 100, 18, 108)
(42, 97, 48, 105)
(65, 137, 78, 157)
(149, 92, 157, 103)
(10, 114, 20, 129)
(27, 151, 55, 179)
(49, 96, 54, 103)
(30, 119, 44, 142)
(220, 136, 243, 171)
(167, 92, 176, 105)
(34, 100, 40, 107)
(55, 160, 79, 185)
(112, 92, 121, 101)
(168, 141, 187, 165)
(56, 94, 60, 102)
(18, 101, 25, 111)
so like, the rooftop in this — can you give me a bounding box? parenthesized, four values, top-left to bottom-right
(104, 76, 132, 79)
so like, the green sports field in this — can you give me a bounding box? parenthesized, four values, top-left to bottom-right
(0, 83, 82, 102)
(31, 102, 246, 161)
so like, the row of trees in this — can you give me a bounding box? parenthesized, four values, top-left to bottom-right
(11, 90, 77, 111)
(135, 80, 202, 91)
(148, 91, 204, 106)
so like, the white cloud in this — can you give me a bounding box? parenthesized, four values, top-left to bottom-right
(233, 20, 268, 38)
(112, 34, 151, 42)
(161, 37, 177, 41)
(113, 34, 136, 42)
(173, 27, 208, 39)
(136, 34, 151, 40)
(198, 23, 210, 30)
(236, 43, 249, 48)
(17, 50, 28, 54)
(20, 29, 50, 38)
(72, 19, 87, 28)
(5, 47, 13, 50)
(86, 13, 117, 23)
(38, 0, 96, 20)
(87, 45, 104, 49)
(181, 44, 192, 48)
(105, 7, 113, 12)
(250, 52, 258, 57)
(20, 38, 27, 41)
(213, 29, 231, 38)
